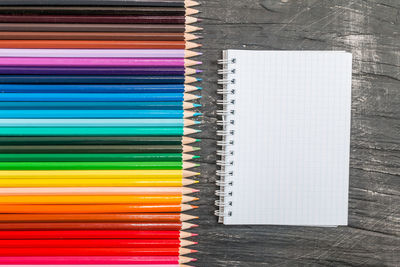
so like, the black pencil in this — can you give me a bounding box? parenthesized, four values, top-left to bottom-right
(0, 0, 199, 7)
(0, 6, 199, 16)
(0, 136, 198, 146)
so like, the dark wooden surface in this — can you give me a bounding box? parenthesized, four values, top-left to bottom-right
(188, 0, 400, 266)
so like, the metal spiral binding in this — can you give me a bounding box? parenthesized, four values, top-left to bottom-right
(215, 51, 236, 223)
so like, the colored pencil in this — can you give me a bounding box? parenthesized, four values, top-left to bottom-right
(0, 145, 199, 155)
(0, 119, 199, 127)
(0, 93, 201, 102)
(0, 23, 202, 33)
(0, 110, 201, 118)
(0, 222, 197, 231)
(0, 32, 201, 41)
(0, 170, 198, 179)
(0, 247, 196, 256)
(0, 84, 202, 93)
(0, 136, 198, 145)
(0, 187, 199, 196)
(0, 153, 197, 162)
(0, 178, 198, 187)
(0, 7, 198, 16)
(0, 230, 196, 239)
(0, 15, 200, 24)
(0, 0, 199, 7)
(0, 40, 201, 49)
(0, 239, 197, 248)
(0, 127, 199, 136)
(0, 75, 201, 84)
(0, 58, 201, 67)
(0, 204, 197, 213)
(0, 214, 197, 222)
(0, 195, 198, 204)
(0, 67, 202, 76)
(0, 162, 199, 170)
(0, 49, 201, 58)
(0, 255, 196, 264)
(0, 101, 201, 110)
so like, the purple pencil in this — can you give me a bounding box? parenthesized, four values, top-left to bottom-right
(0, 57, 201, 67)
(0, 67, 201, 76)
(0, 49, 201, 58)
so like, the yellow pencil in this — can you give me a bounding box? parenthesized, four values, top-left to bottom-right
(0, 195, 199, 205)
(0, 178, 198, 187)
(0, 170, 199, 179)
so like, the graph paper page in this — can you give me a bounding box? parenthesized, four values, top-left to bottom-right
(223, 50, 352, 225)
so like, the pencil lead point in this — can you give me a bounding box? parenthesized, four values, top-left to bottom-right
(191, 233, 199, 237)
(194, 180, 199, 184)
(193, 155, 200, 159)
(195, 129, 202, 133)
(195, 139, 201, 142)
(196, 78, 203, 82)
(196, 86, 203, 90)
(193, 112, 202, 117)
(193, 103, 202, 108)
(193, 147, 201, 151)
(196, 69, 203, 73)
(195, 121, 202, 124)
(191, 224, 199, 228)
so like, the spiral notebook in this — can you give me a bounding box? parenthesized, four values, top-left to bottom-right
(216, 50, 352, 225)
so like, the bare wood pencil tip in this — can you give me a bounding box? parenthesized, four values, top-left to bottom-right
(186, 25, 203, 33)
(186, 0, 200, 7)
(181, 137, 197, 145)
(186, 8, 200, 16)
(180, 240, 198, 247)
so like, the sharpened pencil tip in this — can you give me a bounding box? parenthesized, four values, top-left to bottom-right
(191, 233, 199, 237)
(192, 205, 199, 209)
(193, 112, 202, 117)
(193, 155, 200, 159)
(194, 180, 199, 184)
(196, 78, 203, 82)
(193, 189, 200, 193)
(193, 147, 200, 151)
(196, 86, 203, 90)
(196, 69, 203, 73)
(195, 121, 201, 124)
(191, 224, 199, 228)
(191, 249, 199, 253)
(195, 129, 202, 133)
(193, 242, 199, 244)
(193, 103, 202, 108)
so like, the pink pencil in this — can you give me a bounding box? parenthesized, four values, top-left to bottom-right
(0, 256, 196, 264)
(0, 57, 200, 67)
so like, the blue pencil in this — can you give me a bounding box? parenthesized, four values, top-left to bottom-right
(0, 110, 201, 119)
(0, 93, 200, 102)
(0, 119, 199, 127)
(0, 75, 200, 84)
(0, 102, 200, 110)
(0, 84, 201, 93)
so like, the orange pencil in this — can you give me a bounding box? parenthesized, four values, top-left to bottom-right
(0, 204, 197, 213)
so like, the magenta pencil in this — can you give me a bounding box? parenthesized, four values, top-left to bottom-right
(0, 57, 199, 67)
(0, 256, 195, 264)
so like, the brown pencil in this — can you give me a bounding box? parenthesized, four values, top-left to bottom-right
(0, 32, 201, 41)
(0, 15, 200, 24)
(0, 23, 202, 33)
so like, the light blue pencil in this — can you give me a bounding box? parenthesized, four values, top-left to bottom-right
(0, 119, 200, 127)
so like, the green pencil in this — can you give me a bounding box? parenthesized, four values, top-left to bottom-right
(0, 145, 199, 154)
(0, 162, 199, 170)
(0, 153, 198, 162)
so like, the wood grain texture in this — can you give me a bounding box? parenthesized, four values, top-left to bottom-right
(187, 0, 400, 266)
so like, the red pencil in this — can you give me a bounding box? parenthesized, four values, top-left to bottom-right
(0, 230, 196, 239)
(0, 256, 196, 264)
(0, 247, 197, 256)
(0, 222, 198, 231)
(0, 239, 197, 248)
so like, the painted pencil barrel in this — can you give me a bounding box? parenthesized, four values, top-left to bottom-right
(0, 119, 188, 127)
(0, 76, 189, 84)
(0, 49, 188, 58)
(0, 162, 187, 170)
(0, 127, 189, 136)
(0, 153, 184, 162)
